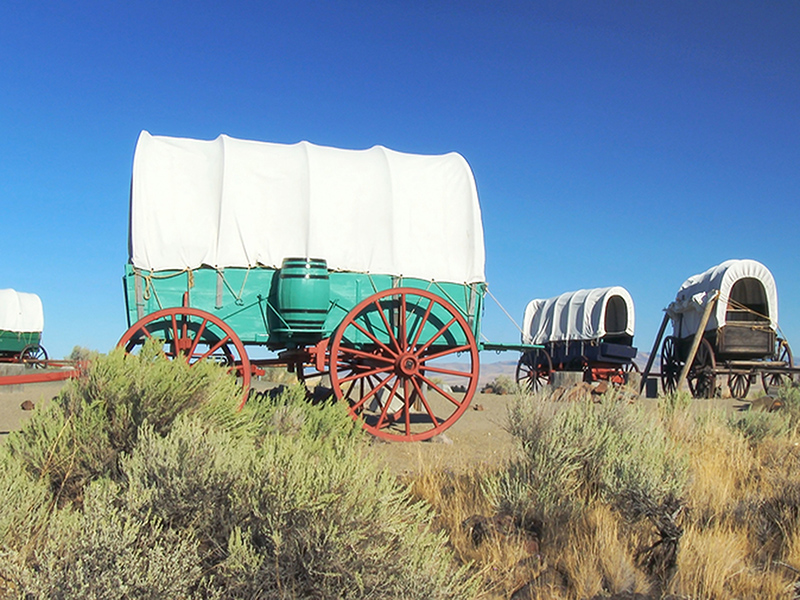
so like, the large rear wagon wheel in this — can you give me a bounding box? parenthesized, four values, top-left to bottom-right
(118, 307, 252, 409)
(329, 288, 479, 442)
(762, 339, 794, 394)
(516, 349, 553, 393)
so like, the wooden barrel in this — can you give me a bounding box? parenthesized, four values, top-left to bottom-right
(276, 258, 330, 334)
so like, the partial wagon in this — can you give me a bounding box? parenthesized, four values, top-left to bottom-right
(659, 259, 793, 398)
(0, 288, 47, 367)
(516, 286, 638, 391)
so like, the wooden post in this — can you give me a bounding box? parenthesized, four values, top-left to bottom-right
(639, 312, 671, 394)
(676, 291, 719, 392)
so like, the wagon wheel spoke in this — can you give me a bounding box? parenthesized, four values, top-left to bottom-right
(409, 299, 435, 348)
(118, 307, 251, 409)
(411, 377, 440, 428)
(349, 320, 398, 359)
(660, 336, 682, 395)
(727, 372, 751, 399)
(20, 344, 48, 369)
(418, 372, 466, 409)
(372, 298, 402, 353)
(516, 350, 552, 393)
(329, 287, 479, 442)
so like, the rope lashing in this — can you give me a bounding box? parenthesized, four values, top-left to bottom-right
(486, 287, 525, 336)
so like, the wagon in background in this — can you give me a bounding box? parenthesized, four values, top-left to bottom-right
(0, 288, 47, 367)
(658, 259, 793, 398)
(120, 132, 539, 441)
(515, 286, 638, 392)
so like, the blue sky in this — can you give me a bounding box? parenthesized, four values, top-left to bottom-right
(1, 1, 798, 362)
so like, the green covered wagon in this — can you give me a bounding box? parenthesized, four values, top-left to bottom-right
(121, 132, 496, 441)
(0, 288, 47, 366)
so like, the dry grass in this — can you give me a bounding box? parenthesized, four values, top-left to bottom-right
(407, 463, 536, 599)
(404, 387, 800, 599)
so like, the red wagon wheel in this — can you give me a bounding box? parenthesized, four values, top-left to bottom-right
(329, 287, 479, 442)
(118, 307, 252, 409)
(516, 349, 552, 393)
(687, 338, 717, 399)
(762, 339, 794, 394)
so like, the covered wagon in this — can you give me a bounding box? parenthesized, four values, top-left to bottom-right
(660, 259, 791, 398)
(516, 286, 638, 391)
(0, 288, 47, 366)
(121, 131, 510, 441)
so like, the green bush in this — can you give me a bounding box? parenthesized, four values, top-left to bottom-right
(0, 345, 476, 599)
(482, 374, 518, 395)
(3, 341, 238, 505)
(496, 394, 688, 534)
(8, 479, 203, 600)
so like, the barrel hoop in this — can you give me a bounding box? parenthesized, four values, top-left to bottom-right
(279, 274, 329, 279)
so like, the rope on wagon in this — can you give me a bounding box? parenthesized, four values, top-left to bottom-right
(721, 297, 792, 346)
(724, 297, 772, 326)
(140, 268, 197, 309)
(485, 287, 525, 336)
(215, 267, 251, 305)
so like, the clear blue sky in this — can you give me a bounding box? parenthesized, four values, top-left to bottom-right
(1, 1, 798, 361)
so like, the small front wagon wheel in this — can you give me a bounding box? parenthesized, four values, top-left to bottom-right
(660, 336, 682, 395)
(20, 344, 48, 368)
(516, 349, 552, 393)
(329, 288, 479, 442)
(687, 338, 717, 399)
(118, 307, 252, 409)
(762, 339, 794, 394)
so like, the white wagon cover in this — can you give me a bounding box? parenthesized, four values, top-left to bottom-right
(130, 131, 485, 284)
(666, 259, 778, 337)
(521, 286, 635, 345)
(0, 289, 43, 334)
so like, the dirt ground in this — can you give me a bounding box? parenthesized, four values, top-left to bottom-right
(0, 377, 750, 477)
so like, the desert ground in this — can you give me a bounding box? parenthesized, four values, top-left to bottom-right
(0, 371, 748, 474)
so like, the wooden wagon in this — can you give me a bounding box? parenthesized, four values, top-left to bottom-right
(119, 132, 537, 441)
(657, 259, 793, 398)
(515, 286, 638, 391)
(0, 288, 48, 367)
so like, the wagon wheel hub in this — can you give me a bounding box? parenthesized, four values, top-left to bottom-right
(396, 352, 420, 377)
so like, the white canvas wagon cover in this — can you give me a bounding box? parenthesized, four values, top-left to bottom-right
(666, 259, 778, 337)
(521, 286, 635, 345)
(0, 289, 43, 334)
(130, 131, 485, 284)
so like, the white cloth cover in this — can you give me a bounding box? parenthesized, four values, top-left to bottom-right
(0, 289, 44, 333)
(130, 131, 485, 284)
(521, 286, 635, 345)
(666, 259, 778, 337)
